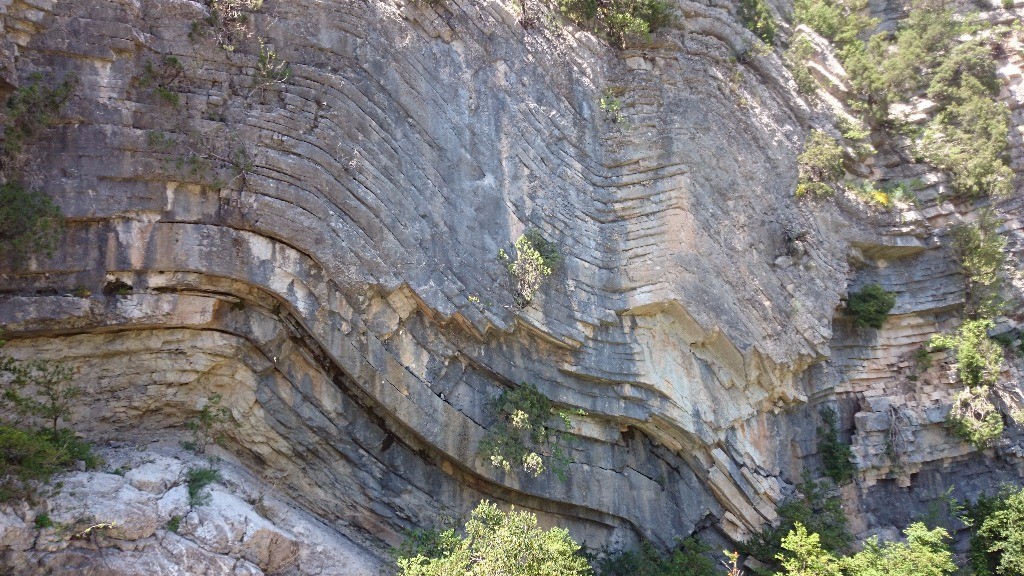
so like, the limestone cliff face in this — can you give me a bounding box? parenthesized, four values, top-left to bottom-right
(1, 0, 1023, 572)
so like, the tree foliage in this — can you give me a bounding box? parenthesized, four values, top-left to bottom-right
(744, 475, 852, 569)
(592, 538, 720, 576)
(0, 182, 64, 265)
(396, 501, 592, 576)
(796, 130, 845, 198)
(847, 284, 896, 329)
(965, 486, 1024, 576)
(479, 383, 577, 480)
(951, 217, 1007, 318)
(818, 407, 855, 484)
(558, 0, 675, 48)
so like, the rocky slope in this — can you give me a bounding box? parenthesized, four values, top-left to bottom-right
(1, 0, 1023, 572)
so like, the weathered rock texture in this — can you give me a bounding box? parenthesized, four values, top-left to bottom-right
(1, 0, 1023, 571)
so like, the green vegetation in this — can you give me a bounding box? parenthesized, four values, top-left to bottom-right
(182, 393, 231, 453)
(964, 486, 1024, 576)
(138, 56, 185, 107)
(777, 522, 955, 576)
(557, 0, 675, 48)
(818, 407, 854, 484)
(847, 283, 896, 329)
(784, 35, 818, 96)
(0, 74, 76, 177)
(186, 467, 222, 507)
(247, 39, 292, 98)
(930, 319, 1003, 390)
(947, 386, 1003, 449)
(478, 382, 579, 480)
(951, 216, 1007, 318)
(0, 341, 97, 502)
(813, 7, 1011, 200)
(744, 475, 851, 570)
(196, 0, 264, 51)
(592, 538, 721, 576)
(395, 500, 591, 576)
(34, 513, 53, 529)
(928, 319, 1004, 448)
(738, 0, 776, 45)
(796, 130, 845, 198)
(498, 229, 561, 307)
(166, 514, 182, 533)
(600, 90, 625, 123)
(0, 182, 65, 265)
(793, 0, 876, 48)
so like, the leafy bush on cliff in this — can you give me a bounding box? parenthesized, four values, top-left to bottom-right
(499, 229, 561, 307)
(818, 407, 855, 484)
(777, 522, 955, 576)
(478, 382, 579, 480)
(0, 182, 65, 265)
(951, 217, 1007, 318)
(930, 319, 1003, 389)
(744, 475, 851, 570)
(796, 130, 845, 198)
(395, 500, 592, 576)
(946, 386, 1003, 449)
(793, 0, 876, 48)
(558, 0, 675, 48)
(0, 74, 76, 177)
(846, 284, 896, 329)
(592, 538, 720, 576)
(738, 0, 776, 45)
(0, 341, 96, 502)
(964, 486, 1024, 576)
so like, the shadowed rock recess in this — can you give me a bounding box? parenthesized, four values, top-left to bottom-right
(1, 0, 1024, 572)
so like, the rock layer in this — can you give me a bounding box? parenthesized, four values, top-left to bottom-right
(1, 0, 1023, 572)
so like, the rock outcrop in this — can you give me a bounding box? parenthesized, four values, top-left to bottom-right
(0, 0, 1023, 572)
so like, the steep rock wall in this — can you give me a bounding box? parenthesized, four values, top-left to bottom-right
(0, 0, 1022, 572)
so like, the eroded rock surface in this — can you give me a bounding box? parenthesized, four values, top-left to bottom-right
(1, 0, 1023, 571)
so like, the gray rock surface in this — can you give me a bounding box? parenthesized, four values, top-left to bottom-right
(1, 0, 1023, 572)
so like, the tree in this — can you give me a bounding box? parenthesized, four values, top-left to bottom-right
(778, 523, 843, 576)
(973, 487, 1024, 575)
(396, 501, 592, 576)
(843, 523, 956, 576)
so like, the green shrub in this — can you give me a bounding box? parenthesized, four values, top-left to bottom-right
(0, 342, 95, 502)
(34, 513, 53, 529)
(930, 319, 1004, 389)
(951, 217, 1007, 317)
(917, 95, 1012, 200)
(498, 229, 560, 307)
(592, 538, 720, 576)
(744, 475, 851, 570)
(776, 522, 955, 576)
(785, 35, 818, 96)
(796, 130, 845, 198)
(186, 467, 222, 506)
(0, 74, 76, 177)
(946, 386, 1003, 448)
(0, 182, 65, 265)
(964, 486, 1024, 576)
(166, 515, 182, 533)
(738, 0, 776, 44)
(395, 500, 592, 576)
(0, 426, 96, 502)
(847, 283, 896, 329)
(793, 0, 876, 48)
(557, 0, 675, 48)
(478, 383, 579, 480)
(182, 393, 231, 453)
(818, 408, 854, 484)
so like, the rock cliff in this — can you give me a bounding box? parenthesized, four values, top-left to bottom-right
(1, 0, 1023, 572)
